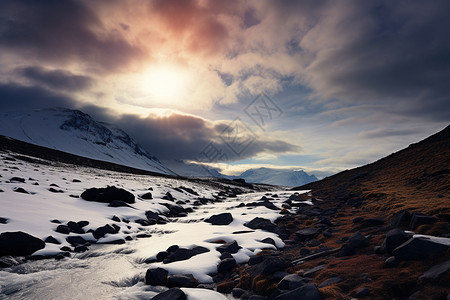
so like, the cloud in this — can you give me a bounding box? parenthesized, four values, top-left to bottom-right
(18, 66, 94, 92)
(0, 0, 142, 72)
(0, 82, 77, 111)
(358, 128, 426, 139)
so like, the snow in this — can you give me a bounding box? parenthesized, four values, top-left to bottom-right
(0, 151, 310, 298)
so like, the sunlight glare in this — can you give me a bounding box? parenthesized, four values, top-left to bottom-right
(141, 66, 189, 102)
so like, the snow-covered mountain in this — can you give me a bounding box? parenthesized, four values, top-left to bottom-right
(0, 108, 173, 175)
(232, 167, 318, 187)
(162, 159, 224, 178)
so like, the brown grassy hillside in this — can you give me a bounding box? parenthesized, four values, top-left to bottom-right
(296, 124, 450, 215)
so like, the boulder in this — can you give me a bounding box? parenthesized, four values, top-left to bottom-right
(162, 192, 175, 201)
(248, 257, 291, 277)
(66, 236, 87, 246)
(14, 187, 29, 194)
(339, 232, 369, 256)
(108, 200, 133, 208)
(10, 177, 25, 183)
(67, 221, 84, 234)
(278, 274, 308, 290)
(409, 213, 437, 230)
(206, 213, 233, 225)
(217, 257, 237, 274)
(93, 224, 120, 239)
(274, 283, 322, 300)
(380, 229, 411, 253)
(295, 228, 320, 241)
(146, 267, 168, 286)
(167, 274, 198, 288)
(44, 236, 61, 244)
(163, 246, 209, 264)
(0, 231, 45, 257)
(245, 217, 277, 232)
(80, 186, 135, 204)
(388, 210, 410, 229)
(216, 240, 240, 254)
(419, 260, 450, 280)
(393, 237, 449, 260)
(56, 225, 71, 234)
(151, 288, 186, 300)
(140, 192, 153, 199)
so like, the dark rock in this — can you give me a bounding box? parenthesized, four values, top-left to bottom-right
(306, 240, 321, 247)
(56, 225, 71, 234)
(66, 236, 87, 246)
(419, 260, 450, 280)
(380, 229, 411, 253)
(393, 237, 449, 260)
(60, 246, 71, 252)
(261, 237, 276, 246)
(49, 187, 64, 193)
(232, 288, 246, 298)
(80, 186, 135, 204)
(112, 215, 121, 222)
(352, 217, 364, 223)
(167, 274, 198, 288)
(162, 204, 187, 217)
(295, 228, 320, 241)
(217, 257, 236, 274)
(10, 177, 25, 183)
(136, 233, 152, 238)
(162, 192, 175, 201)
(50, 219, 61, 224)
(274, 283, 322, 300)
(67, 221, 85, 234)
(278, 274, 308, 290)
(318, 277, 343, 288)
(339, 232, 369, 256)
(355, 287, 370, 297)
(409, 213, 437, 230)
(388, 210, 410, 229)
(217, 240, 240, 254)
(55, 253, 70, 260)
(248, 257, 291, 277)
(167, 245, 179, 253)
(164, 246, 209, 264)
(384, 256, 398, 266)
(93, 224, 120, 239)
(245, 217, 277, 232)
(14, 187, 29, 194)
(74, 245, 89, 252)
(135, 219, 152, 226)
(72, 179, 81, 183)
(0, 231, 45, 256)
(45, 236, 61, 244)
(318, 218, 333, 227)
(220, 252, 233, 260)
(151, 288, 186, 300)
(249, 255, 267, 266)
(77, 221, 89, 228)
(145, 211, 161, 223)
(303, 264, 326, 277)
(178, 186, 199, 196)
(109, 200, 133, 208)
(145, 267, 168, 286)
(360, 217, 385, 228)
(206, 212, 233, 225)
(97, 238, 125, 244)
(0, 217, 8, 224)
(140, 192, 153, 199)
(156, 251, 169, 262)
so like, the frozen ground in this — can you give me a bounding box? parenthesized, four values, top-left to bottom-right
(0, 152, 309, 299)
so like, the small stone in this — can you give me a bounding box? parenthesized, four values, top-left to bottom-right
(145, 267, 168, 286)
(151, 288, 186, 300)
(217, 258, 237, 274)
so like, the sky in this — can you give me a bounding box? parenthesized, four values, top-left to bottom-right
(0, 0, 449, 177)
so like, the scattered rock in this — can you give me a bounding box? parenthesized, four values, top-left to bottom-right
(66, 236, 87, 246)
(140, 192, 153, 199)
(146, 267, 169, 286)
(0, 231, 45, 256)
(352, 217, 364, 223)
(339, 232, 369, 256)
(164, 246, 210, 264)
(278, 274, 308, 290)
(393, 237, 449, 260)
(245, 217, 277, 232)
(360, 217, 385, 228)
(217, 240, 240, 254)
(167, 274, 198, 288)
(49, 187, 64, 193)
(206, 212, 233, 225)
(162, 192, 175, 201)
(0, 217, 8, 224)
(67, 221, 85, 234)
(72, 179, 81, 183)
(388, 210, 410, 229)
(112, 215, 121, 222)
(93, 224, 120, 239)
(274, 283, 322, 300)
(409, 213, 437, 230)
(56, 225, 71, 234)
(295, 228, 320, 241)
(261, 237, 276, 246)
(13, 187, 29, 194)
(380, 229, 411, 253)
(109, 200, 133, 208)
(156, 251, 169, 262)
(303, 264, 326, 277)
(74, 245, 89, 252)
(44, 236, 61, 244)
(80, 186, 135, 204)
(419, 260, 450, 280)
(151, 288, 186, 300)
(10, 177, 25, 183)
(318, 277, 343, 288)
(248, 257, 291, 277)
(217, 257, 237, 274)
(232, 288, 246, 298)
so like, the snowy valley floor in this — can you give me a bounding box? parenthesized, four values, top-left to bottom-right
(0, 151, 305, 299)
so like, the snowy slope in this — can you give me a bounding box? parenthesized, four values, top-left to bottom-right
(0, 108, 173, 175)
(162, 159, 224, 178)
(234, 167, 318, 187)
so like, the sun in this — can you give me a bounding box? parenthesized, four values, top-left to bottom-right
(141, 65, 189, 101)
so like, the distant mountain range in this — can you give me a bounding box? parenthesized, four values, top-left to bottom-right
(0, 108, 173, 175)
(0, 108, 319, 186)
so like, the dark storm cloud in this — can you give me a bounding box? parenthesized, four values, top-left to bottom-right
(85, 109, 300, 161)
(301, 1, 450, 121)
(0, 82, 77, 111)
(18, 66, 94, 92)
(0, 0, 142, 72)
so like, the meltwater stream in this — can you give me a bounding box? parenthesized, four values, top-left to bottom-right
(0, 190, 308, 300)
